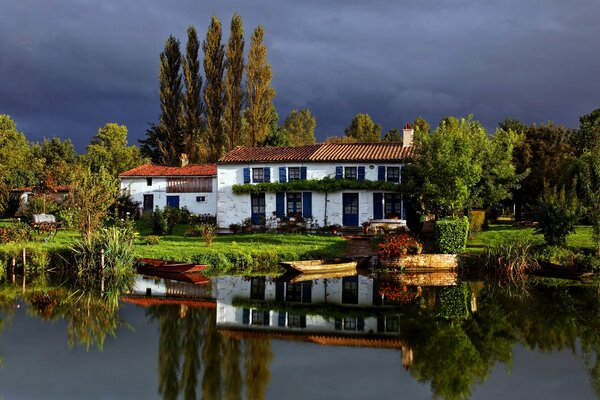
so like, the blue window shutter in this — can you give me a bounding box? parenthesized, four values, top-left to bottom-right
(377, 317, 385, 332)
(300, 166, 307, 180)
(243, 168, 251, 184)
(264, 167, 270, 182)
(399, 165, 402, 184)
(279, 167, 286, 183)
(372, 278, 382, 305)
(335, 166, 343, 179)
(358, 166, 365, 181)
(242, 309, 250, 324)
(276, 193, 285, 218)
(373, 193, 383, 219)
(275, 282, 284, 301)
(300, 315, 307, 328)
(357, 317, 365, 331)
(335, 318, 342, 330)
(302, 282, 312, 303)
(278, 311, 286, 327)
(378, 166, 386, 181)
(302, 192, 312, 218)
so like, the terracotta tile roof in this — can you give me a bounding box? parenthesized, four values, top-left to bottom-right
(219, 143, 414, 164)
(121, 296, 216, 309)
(13, 185, 71, 192)
(119, 163, 217, 177)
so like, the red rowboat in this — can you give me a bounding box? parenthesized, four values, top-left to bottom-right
(137, 258, 208, 274)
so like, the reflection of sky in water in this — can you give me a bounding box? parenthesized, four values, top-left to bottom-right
(0, 299, 595, 399)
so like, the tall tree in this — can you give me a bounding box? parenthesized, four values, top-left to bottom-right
(262, 104, 288, 146)
(283, 109, 316, 146)
(245, 25, 276, 147)
(572, 108, 600, 156)
(31, 137, 77, 186)
(383, 128, 401, 142)
(203, 16, 226, 161)
(344, 113, 381, 142)
(141, 36, 184, 165)
(413, 116, 431, 135)
(85, 123, 145, 177)
(181, 26, 207, 163)
(0, 115, 37, 188)
(224, 14, 245, 152)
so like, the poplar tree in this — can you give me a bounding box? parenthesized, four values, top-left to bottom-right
(181, 26, 207, 163)
(203, 16, 225, 162)
(283, 109, 316, 146)
(140, 36, 183, 165)
(224, 14, 245, 152)
(245, 25, 276, 147)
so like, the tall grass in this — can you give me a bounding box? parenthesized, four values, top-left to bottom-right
(483, 238, 539, 285)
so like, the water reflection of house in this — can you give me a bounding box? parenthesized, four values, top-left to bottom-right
(216, 276, 404, 336)
(126, 275, 216, 305)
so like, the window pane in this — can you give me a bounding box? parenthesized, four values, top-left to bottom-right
(343, 317, 357, 330)
(286, 283, 303, 302)
(250, 277, 266, 300)
(288, 167, 300, 181)
(252, 168, 264, 183)
(386, 167, 400, 183)
(344, 167, 357, 179)
(286, 192, 302, 215)
(384, 193, 402, 218)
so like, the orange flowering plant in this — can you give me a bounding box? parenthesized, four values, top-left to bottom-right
(378, 233, 423, 259)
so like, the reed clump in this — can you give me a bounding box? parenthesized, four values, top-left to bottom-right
(483, 238, 539, 285)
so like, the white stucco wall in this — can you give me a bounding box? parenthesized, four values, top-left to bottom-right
(120, 176, 217, 215)
(217, 162, 405, 228)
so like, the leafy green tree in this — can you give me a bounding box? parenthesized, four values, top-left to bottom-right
(224, 14, 245, 152)
(383, 128, 401, 142)
(498, 117, 527, 136)
(262, 105, 289, 146)
(68, 167, 119, 239)
(245, 25, 276, 147)
(283, 109, 316, 146)
(85, 123, 144, 176)
(535, 186, 581, 246)
(413, 116, 430, 135)
(181, 26, 207, 164)
(203, 16, 226, 161)
(141, 36, 184, 165)
(572, 108, 600, 156)
(344, 113, 381, 142)
(0, 114, 37, 188)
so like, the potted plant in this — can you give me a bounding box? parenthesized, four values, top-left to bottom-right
(330, 224, 342, 235)
(377, 233, 423, 268)
(362, 221, 371, 235)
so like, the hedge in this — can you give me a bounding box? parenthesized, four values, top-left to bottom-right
(435, 216, 469, 254)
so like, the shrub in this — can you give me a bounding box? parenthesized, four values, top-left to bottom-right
(229, 224, 241, 234)
(468, 210, 486, 237)
(590, 207, 600, 256)
(108, 194, 141, 220)
(483, 238, 539, 284)
(164, 206, 191, 226)
(535, 245, 576, 267)
(197, 223, 216, 247)
(152, 207, 169, 235)
(378, 233, 423, 259)
(535, 186, 580, 246)
(0, 221, 31, 244)
(435, 216, 469, 254)
(436, 284, 469, 320)
(576, 253, 600, 272)
(145, 235, 160, 245)
(28, 195, 59, 215)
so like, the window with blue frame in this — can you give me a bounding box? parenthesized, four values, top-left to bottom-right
(288, 167, 300, 181)
(250, 277, 266, 300)
(384, 193, 402, 218)
(286, 283, 303, 302)
(252, 168, 264, 182)
(343, 317, 357, 330)
(344, 166, 357, 180)
(251, 310, 270, 326)
(288, 314, 303, 328)
(286, 193, 302, 215)
(386, 167, 400, 183)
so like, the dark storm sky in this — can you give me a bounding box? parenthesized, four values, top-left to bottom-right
(1, 0, 599, 150)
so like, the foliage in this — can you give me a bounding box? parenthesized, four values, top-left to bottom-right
(575, 253, 600, 272)
(232, 176, 400, 194)
(535, 186, 581, 246)
(224, 14, 245, 152)
(283, 109, 316, 146)
(483, 238, 539, 284)
(413, 116, 430, 135)
(145, 235, 161, 245)
(245, 25, 276, 146)
(377, 282, 421, 304)
(30, 136, 77, 186)
(181, 25, 207, 164)
(229, 223, 241, 234)
(535, 245, 576, 267)
(377, 233, 423, 259)
(203, 16, 226, 161)
(0, 220, 31, 243)
(435, 216, 469, 254)
(27, 194, 59, 215)
(0, 114, 37, 189)
(84, 123, 144, 176)
(108, 194, 141, 220)
(67, 167, 119, 239)
(572, 108, 600, 156)
(140, 35, 183, 165)
(344, 113, 382, 142)
(436, 283, 469, 320)
(468, 210, 486, 236)
(383, 128, 401, 142)
(152, 207, 169, 235)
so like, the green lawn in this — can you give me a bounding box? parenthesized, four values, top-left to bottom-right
(467, 224, 595, 253)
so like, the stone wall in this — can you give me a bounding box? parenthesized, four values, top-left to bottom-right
(381, 254, 458, 269)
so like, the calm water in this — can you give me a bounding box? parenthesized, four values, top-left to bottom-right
(0, 271, 599, 399)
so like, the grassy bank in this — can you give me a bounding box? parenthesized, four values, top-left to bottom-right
(466, 224, 595, 254)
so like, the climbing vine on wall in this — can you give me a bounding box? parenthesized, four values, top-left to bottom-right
(232, 177, 402, 194)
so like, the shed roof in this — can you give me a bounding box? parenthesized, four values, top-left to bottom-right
(119, 164, 217, 177)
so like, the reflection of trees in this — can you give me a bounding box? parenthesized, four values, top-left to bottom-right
(150, 305, 273, 400)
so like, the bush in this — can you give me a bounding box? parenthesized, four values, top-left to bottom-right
(198, 223, 216, 247)
(576, 253, 600, 272)
(152, 208, 169, 235)
(377, 233, 423, 259)
(108, 194, 141, 220)
(164, 206, 191, 226)
(435, 216, 469, 254)
(436, 284, 469, 320)
(145, 235, 160, 245)
(229, 224, 241, 234)
(535, 187, 580, 246)
(535, 245, 576, 267)
(484, 238, 539, 284)
(0, 221, 31, 243)
(28, 195, 59, 215)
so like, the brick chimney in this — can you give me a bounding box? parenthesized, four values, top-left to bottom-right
(402, 123, 414, 147)
(180, 153, 189, 167)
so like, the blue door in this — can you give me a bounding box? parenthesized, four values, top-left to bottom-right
(342, 193, 359, 226)
(166, 195, 180, 209)
(251, 193, 266, 225)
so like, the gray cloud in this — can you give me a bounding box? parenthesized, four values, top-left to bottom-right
(0, 0, 599, 150)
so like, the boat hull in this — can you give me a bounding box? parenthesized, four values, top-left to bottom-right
(137, 258, 208, 274)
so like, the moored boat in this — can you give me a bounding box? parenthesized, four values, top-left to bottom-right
(137, 258, 208, 274)
(280, 256, 371, 274)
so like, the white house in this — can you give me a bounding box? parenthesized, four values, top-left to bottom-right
(216, 126, 413, 229)
(119, 161, 217, 215)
